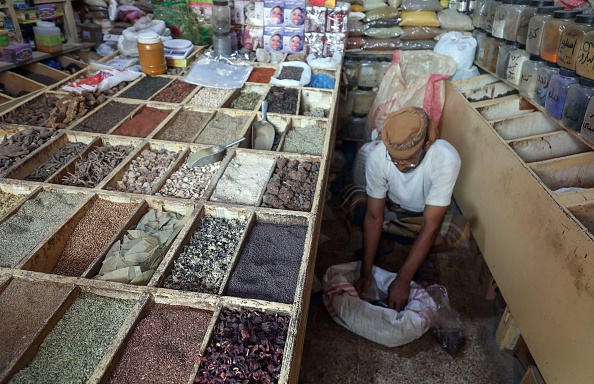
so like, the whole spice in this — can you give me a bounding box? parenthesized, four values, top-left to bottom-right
(194, 112, 250, 145)
(188, 87, 234, 108)
(112, 107, 172, 138)
(0, 191, 84, 268)
(283, 125, 325, 156)
(261, 158, 319, 211)
(210, 153, 276, 205)
(266, 86, 299, 114)
(0, 279, 73, 376)
(157, 160, 220, 200)
(230, 91, 263, 110)
(44, 91, 107, 129)
(62, 144, 134, 188)
(52, 199, 139, 277)
(247, 67, 276, 83)
(156, 110, 212, 142)
(11, 293, 134, 384)
(151, 79, 197, 103)
(95, 208, 187, 285)
(109, 304, 212, 384)
(195, 308, 289, 383)
(115, 148, 179, 194)
(0, 191, 23, 216)
(163, 216, 247, 293)
(1, 95, 58, 126)
(227, 223, 306, 304)
(74, 101, 138, 134)
(25, 142, 87, 182)
(277, 66, 304, 80)
(119, 76, 172, 100)
(166, 66, 184, 75)
(0, 128, 57, 173)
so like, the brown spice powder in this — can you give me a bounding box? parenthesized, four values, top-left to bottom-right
(112, 107, 172, 138)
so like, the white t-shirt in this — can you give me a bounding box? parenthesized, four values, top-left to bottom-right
(365, 139, 461, 213)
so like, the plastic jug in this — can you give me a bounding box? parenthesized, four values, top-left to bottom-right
(33, 21, 62, 53)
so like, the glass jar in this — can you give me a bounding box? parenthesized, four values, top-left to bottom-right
(580, 97, 594, 143)
(212, 0, 231, 34)
(487, 37, 505, 72)
(540, 10, 581, 63)
(484, 0, 502, 32)
(377, 55, 392, 85)
(516, 0, 554, 45)
(525, 6, 563, 56)
(474, 0, 490, 28)
(507, 44, 530, 84)
(503, 0, 529, 42)
(137, 31, 166, 76)
(562, 77, 594, 131)
(492, 0, 514, 39)
(352, 87, 375, 115)
(338, 86, 356, 116)
(479, 33, 496, 66)
(535, 61, 560, 106)
(213, 32, 232, 56)
(343, 55, 361, 88)
(558, 15, 594, 71)
(519, 54, 546, 97)
(545, 68, 579, 118)
(496, 39, 518, 78)
(358, 55, 379, 88)
(475, 30, 488, 62)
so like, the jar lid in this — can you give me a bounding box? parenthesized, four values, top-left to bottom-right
(213, 31, 230, 37)
(536, 5, 563, 14)
(352, 113, 368, 118)
(213, 0, 229, 5)
(559, 68, 578, 77)
(515, 0, 530, 5)
(579, 77, 594, 87)
(363, 55, 378, 61)
(528, 0, 553, 6)
(518, 43, 526, 49)
(137, 31, 160, 44)
(553, 10, 581, 19)
(546, 60, 559, 68)
(358, 86, 373, 91)
(36, 21, 55, 28)
(505, 39, 518, 46)
(529, 53, 542, 60)
(163, 39, 192, 50)
(575, 14, 594, 24)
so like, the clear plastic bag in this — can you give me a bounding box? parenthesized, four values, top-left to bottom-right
(425, 285, 467, 357)
(347, 36, 402, 50)
(399, 39, 436, 50)
(270, 61, 313, 87)
(400, 26, 442, 40)
(401, 0, 442, 11)
(363, 25, 403, 38)
(436, 9, 473, 31)
(363, 1, 389, 11)
(365, 18, 402, 28)
(398, 10, 440, 27)
(184, 56, 254, 88)
(348, 19, 365, 36)
(363, 6, 399, 22)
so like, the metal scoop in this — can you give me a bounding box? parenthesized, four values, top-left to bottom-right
(186, 137, 246, 167)
(251, 100, 275, 150)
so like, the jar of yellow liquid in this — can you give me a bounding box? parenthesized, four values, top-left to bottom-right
(137, 32, 167, 76)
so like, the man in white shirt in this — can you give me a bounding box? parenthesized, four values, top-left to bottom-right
(350, 107, 469, 311)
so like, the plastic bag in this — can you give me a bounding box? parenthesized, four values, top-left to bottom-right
(152, 0, 200, 43)
(401, 0, 442, 11)
(270, 61, 312, 87)
(436, 9, 473, 31)
(366, 50, 456, 140)
(310, 73, 336, 88)
(62, 65, 145, 93)
(398, 10, 440, 27)
(400, 26, 442, 40)
(347, 36, 366, 49)
(451, 65, 480, 81)
(363, 25, 403, 38)
(433, 31, 476, 70)
(387, 0, 403, 7)
(347, 36, 402, 50)
(185, 56, 254, 88)
(307, 52, 342, 69)
(348, 19, 365, 36)
(400, 38, 436, 50)
(365, 18, 402, 28)
(425, 285, 467, 357)
(349, 11, 366, 21)
(363, 1, 389, 11)
(363, 6, 399, 22)
(323, 262, 436, 347)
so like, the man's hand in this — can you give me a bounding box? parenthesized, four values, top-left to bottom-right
(354, 275, 373, 298)
(388, 276, 411, 311)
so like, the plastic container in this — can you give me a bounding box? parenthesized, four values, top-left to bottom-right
(580, 97, 594, 142)
(562, 77, 594, 131)
(503, 0, 529, 42)
(475, 30, 488, 62)
(343, 55, 361, 88)
(137, 31, 166, 75)
(516, 0, 554, 45)
(525, 6, 563, 56)
(519, 53, 546, 97)
(478, 32, 495, 66)
(213, 32, 232, 56)
(344, 113, 368, 140)
(33, 21, 62, 53)
(358, 55, 379, 88)
(352, 86, 375, 115)
(545, 67, 579, 118)
(557, 14, 594, 71)
(338, 86, 356, 116)
(507, 44, 529, 84)
(492, 0, 514, 39)
(212, 0, 231, 34)
(487, 37, 505, 72)
(473, 0, 489, 28)
(576, 31, 594, 80)
(535, 60, 559, 106)
(539, 10, 580, 63)
(496, 39, 518, 78)
(377, 55, 392, 85)
(484, 0, 501, 32)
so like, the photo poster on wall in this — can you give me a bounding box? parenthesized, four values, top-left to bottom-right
(238, 0, 264, 26)
(283, 26, 304, 53)
(284, 0, 305, 27)
(264, 0, 285, 26)
(264, 26, 284, 51)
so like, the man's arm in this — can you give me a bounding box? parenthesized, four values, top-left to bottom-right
(388, 204, 447, 311)
(354, 196, 385, 297)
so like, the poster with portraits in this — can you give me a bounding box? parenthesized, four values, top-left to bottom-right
(283, 26, 304, 53)
(264, 26, 284, 51)
(284, 0, 305, 27)
(264, 0, 285, 26)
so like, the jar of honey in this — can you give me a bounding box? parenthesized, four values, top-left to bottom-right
(539, 10, 581, 63)
(137, 31, 167, 76)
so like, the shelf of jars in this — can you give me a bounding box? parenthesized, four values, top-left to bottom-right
(0, 61, 341, 383)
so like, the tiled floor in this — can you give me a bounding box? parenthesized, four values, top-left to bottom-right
(299, 203, 524, 384)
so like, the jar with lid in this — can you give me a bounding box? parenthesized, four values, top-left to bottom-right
(496, 39, 518, 78)
(507, 44, 530, 84)
(338, 86, 356, 116)
(492, 0, 514, 39)
(475, 30, 488, 62)
(213, 32, 232, 56)
(473, 0, 489, 28)
(545, 68, 579, 118)
(137, 31, 166, 75)
(525, 6, 564, 55)
(34, 21, 62, 53)
(484, 0, 502, 32)
(516, 0, 554, 45)
(535, 60, 559, 106)
(577, 31, 594, 80)
(358, 55, 380, 88)
(212, 0, 231, 33)
(580, 98, 594, 143)
(519, 54, 546, 97)
(562, 77, 594, 130)
(343, 55, 361, 88)
(557, 14, 594, 71)
(352, 87, 375, 115)
(344, 113, 368, 140)
(377, 55, 392, 85)
(487, 37, 505, 72)
(503, 0, 530, 42)
(540, 10, 581, 63)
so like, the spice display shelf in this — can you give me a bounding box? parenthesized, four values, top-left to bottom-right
(441, 78, 594, 383)
(0, 58, 341, 383)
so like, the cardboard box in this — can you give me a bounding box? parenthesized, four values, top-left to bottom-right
(166, 45, 204, 68)
(0, 43, 33, 64)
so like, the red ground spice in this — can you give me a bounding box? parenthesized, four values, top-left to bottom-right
(247, 68, 277, 83)
(112, 107, 172, 138)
